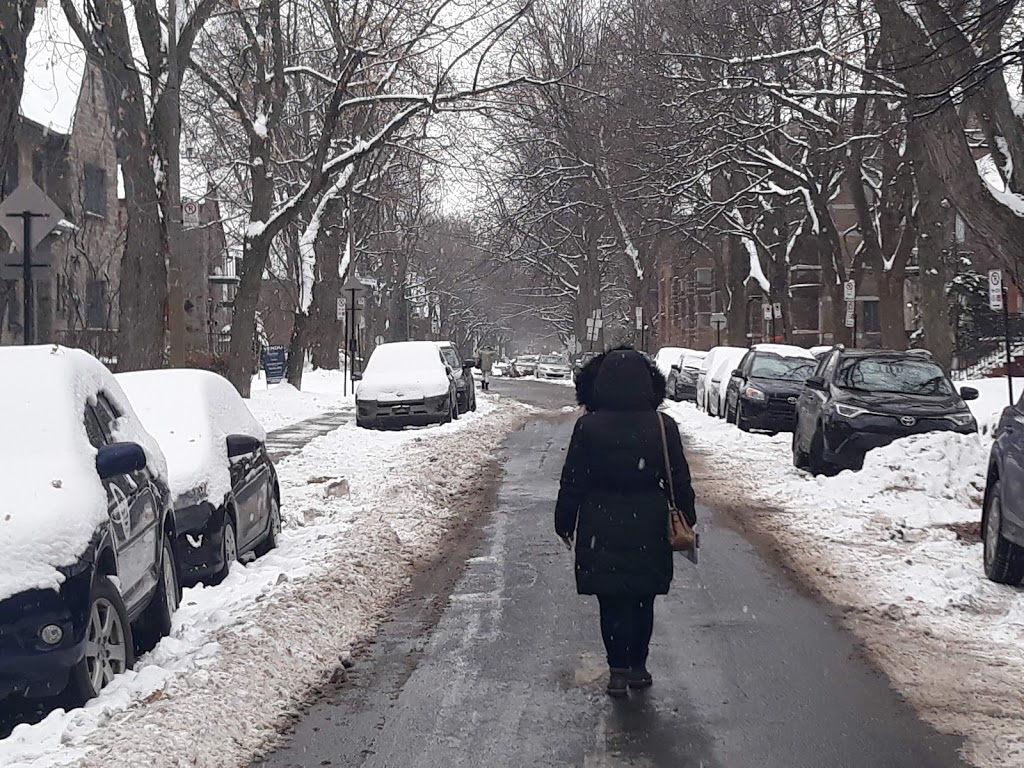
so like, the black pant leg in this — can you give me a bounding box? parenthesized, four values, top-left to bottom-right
(629, 595, 656, 669)
(597, 595, 631, 669)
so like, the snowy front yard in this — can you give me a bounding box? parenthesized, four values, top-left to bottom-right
(0, 390, 526, 768)
(667, 378, 1024, 768)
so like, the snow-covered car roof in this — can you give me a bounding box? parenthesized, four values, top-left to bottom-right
(0, 346, 167, 602)
(680, 351, 707, 368)
(751, 343, 815, 359)
(358, 341, 451, 401)
(117, 370, 266, 507)
(709, 348, 748, 381)
(699, 346, 746, 372)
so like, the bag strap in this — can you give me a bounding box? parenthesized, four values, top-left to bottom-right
(657, 412, 677, 509)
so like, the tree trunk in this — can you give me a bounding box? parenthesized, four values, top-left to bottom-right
(877, 270, 908, 350)
(0, 1, 36, 188)
(310, 228, 342, 370)
(226, 235, 267, 396)
(286, 310, 307, 389)
(724, 235, 748, 346)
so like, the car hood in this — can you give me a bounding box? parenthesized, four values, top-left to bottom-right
(833, 388, 967, 415)
(748, 377, 806, 396)
(358, 370, 450, 401)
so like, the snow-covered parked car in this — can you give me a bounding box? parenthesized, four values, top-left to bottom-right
(708, 348, 749, 418)
(723, 344, 816, 432)
(669, 351, 706, 402)
(654, 347, 689, 379)
(354, 341, 460, 429)
(537, 354, 571, 379)
(696, 346, 746, 412)
(0, 347, 179, 706)
(117, 370, 281, 588)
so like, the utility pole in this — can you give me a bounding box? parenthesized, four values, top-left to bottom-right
(5, 211, 48, 345)
(166, 0, 186, 366)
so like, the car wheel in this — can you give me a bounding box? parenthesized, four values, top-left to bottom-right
(792, 429, 810, 470)
(217, 517, 239, 582)
(68, 575, 135, 706)
(451, 394, 460, 421)
(808, 427, 836, 477)
(256, 494, 282, 557)
(736, 402, 750, 432)
(726, 399, 736, 424)
(470, 393, 477, 412)
(135, 536, 180, 651)
(983, 479, 1024, 585)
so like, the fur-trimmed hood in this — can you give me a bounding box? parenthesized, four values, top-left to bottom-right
(575, 347, 666, 411)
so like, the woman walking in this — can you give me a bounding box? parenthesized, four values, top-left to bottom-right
(555, 348, 697, 697)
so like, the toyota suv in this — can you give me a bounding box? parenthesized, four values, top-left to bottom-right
(792, 347, 978, 474)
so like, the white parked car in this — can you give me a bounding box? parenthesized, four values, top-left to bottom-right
(654, 347, 690, 379)
(537, 354, 572, 379)
(355, 341, 461, 429)
(696, 346, 746, 412)
(708, 347, 753, 418)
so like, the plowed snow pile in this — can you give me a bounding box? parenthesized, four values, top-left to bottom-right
(667, 401, 1024, 768)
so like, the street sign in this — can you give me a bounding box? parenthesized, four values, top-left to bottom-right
(762, 304, 772, 321)
(989, 269, 1004, 311)
(182, 200, 199, 229)
(336, 297, 345, 320)
(773, 302, 782, 319)
(843, 279, 856, 302)
(845, 300, 856, 328)
(709, 312, 727, 330)
(0, 182, 65, 252)
(261, 345, 287, 385)
(635, 306, 643, 330)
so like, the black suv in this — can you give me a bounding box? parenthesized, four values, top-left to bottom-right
(792, 347, 979, 474)
(724, 346, 816, 432)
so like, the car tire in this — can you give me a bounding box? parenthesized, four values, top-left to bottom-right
(470, 393, 477, 412)
(736, 402, 750, 432)
(216, 516, 239, 583)
(256, 493, 282, 557)
(134, 536, 180, 652)
(983, 480, 1024, 585)
(808, 427, 836, 477)
(67, 575, 136, 706)
(451, 394, 460, 421)
(792, 429, 810, 470)
(726, 399, 736, 424)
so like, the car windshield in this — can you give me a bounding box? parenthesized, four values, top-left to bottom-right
(834, 357, 955, 396)
(439, 347, 460, 369)
(540, 355, 563, 365)
(750, 355, 816, 381)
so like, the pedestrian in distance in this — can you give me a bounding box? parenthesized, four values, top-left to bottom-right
(555, 347, 697, 698)
(477, 346, 496, 391)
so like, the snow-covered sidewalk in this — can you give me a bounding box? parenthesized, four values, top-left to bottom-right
(1, 395, 527, 768)
(247, 369, 355, 432)
(667, 379, 1024, 768)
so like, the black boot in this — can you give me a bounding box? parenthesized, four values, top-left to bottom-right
(607, 668, 629, 698)
(628, 667, 653, 690)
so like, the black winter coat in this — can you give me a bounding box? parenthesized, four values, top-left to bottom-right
(555, 350, 697, 596)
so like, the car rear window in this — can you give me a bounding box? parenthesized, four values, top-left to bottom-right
(835, 357, 955, 396)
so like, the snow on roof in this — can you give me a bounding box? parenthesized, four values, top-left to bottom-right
(117, 370, 266, 506)
(21, 1, 85, 135)
(699, 346, 746, 372)
(0, 346, 166, 602)
(751, 343, 815, 359)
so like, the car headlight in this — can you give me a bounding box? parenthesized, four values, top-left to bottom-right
(945, 412, 975, 426)
(834, 403, 868, 418)
(743, 386, 766, 402)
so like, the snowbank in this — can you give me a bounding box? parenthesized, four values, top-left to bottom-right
(117, 370, 265, 506)
(0, 394, 526, 768)
(666, 385, 1024, 768)
(0, 347, 166, 603)
(247, 369, 355, 432)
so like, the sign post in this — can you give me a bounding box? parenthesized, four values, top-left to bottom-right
(710, 312, 727, 347)
(342, 275, 365, 396)
(991, 271, 1014, 404)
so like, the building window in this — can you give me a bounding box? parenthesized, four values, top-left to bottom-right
(56, 273, 68, 314)
(86, 279, 106, 329)
(695, 268, 713, 289)
(862, 299, 881, 333)
(84, 165, 106, 216)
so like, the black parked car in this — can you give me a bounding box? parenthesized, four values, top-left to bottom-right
(118, 370, 282, 588)
(982, 399, 1024, 585)
(668, 351, 707, 402)
(437, 341, 477, 413)
(0, 348, 179, 707)
(724, 345, 816, 432)
(792, 348, 978, 475)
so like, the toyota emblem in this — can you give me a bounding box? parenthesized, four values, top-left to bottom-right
(900, 415, 917, 427)
(787, 396, 797, 404)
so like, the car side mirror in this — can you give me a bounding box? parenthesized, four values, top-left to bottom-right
(351, 371, 363, 381)
(96, 442, 147, 479)
(671, 364, 681, 372)
(805, 376, 826, 391)
(226, 434, 262, 458)
(960, 386, 980, 402)
(731, 369, 743, 379)
(463, 359, 476, 370)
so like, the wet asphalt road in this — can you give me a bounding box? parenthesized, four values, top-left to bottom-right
(258, 380, 967, 768)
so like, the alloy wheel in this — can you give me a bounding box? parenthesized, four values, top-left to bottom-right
(85, 598, 128, 694)
(985, 494, 1001, 567)
(162, 550, 179, 616)
(224, 521, 238, 568)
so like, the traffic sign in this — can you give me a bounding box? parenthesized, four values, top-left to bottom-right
(773, 302, 782, 320)
(182, 200, 199, 229)
(989, 269, 1004, 311)
(336, 297, 345, 320)
(709, 312, 727, 330)
(0, 182, 65, 252)
(635, 306, 643, 330)
(762, 304, 772, 321)
(845, 300, 856, 328)
(843, 279, 856, 302)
